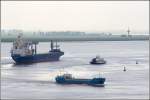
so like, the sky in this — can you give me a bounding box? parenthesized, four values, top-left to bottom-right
(1, 1, 149, 33)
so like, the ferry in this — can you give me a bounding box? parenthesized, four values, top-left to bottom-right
(55, 73, 106, 86)
(11, 34, 64, 64)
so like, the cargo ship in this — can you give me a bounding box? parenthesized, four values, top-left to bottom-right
(55, 73, 106, 86)
(11, 34, 64, 64)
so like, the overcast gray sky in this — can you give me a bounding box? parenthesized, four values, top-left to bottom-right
(1, 1, 149, 32)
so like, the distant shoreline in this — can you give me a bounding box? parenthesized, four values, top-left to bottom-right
(1, 35, 149, 42)
(1, 30, 149, 42)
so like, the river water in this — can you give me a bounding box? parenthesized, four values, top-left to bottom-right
(1, 41, 149, 99)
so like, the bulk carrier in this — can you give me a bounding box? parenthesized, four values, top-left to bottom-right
(11, 34, 64, 64)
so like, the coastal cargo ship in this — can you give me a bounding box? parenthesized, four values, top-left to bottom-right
(55, 73, 106, 86)
(11, 34, 64, 64)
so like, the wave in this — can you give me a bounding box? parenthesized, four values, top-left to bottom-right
(2, 77, 55, 84)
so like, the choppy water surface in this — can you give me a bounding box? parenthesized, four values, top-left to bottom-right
(1, 41, 149, 99)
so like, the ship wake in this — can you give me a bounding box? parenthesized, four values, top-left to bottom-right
(1, 57, 14, 64)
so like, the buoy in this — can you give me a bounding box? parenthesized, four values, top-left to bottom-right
(136, 61, 138, 64)
(123, 67, 126, 72)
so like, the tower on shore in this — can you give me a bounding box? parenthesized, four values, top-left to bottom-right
(127, 27, 131, 37)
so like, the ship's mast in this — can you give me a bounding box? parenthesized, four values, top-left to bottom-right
(33, 42, 38, 54)
(34, 43, 37, 54)
(56, 42, 57, 49)
(50, 40, 60, 51)
(55, 41, 59, 49)
(51, 40, 54, 50)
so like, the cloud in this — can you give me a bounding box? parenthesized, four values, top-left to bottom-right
(1, 1, 149, 32)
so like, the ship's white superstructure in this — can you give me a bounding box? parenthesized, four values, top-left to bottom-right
(95, 56, 105, 63)
(11, 34, 34, 56)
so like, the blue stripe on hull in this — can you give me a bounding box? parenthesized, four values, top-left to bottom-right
(11, 52, 64, 64)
